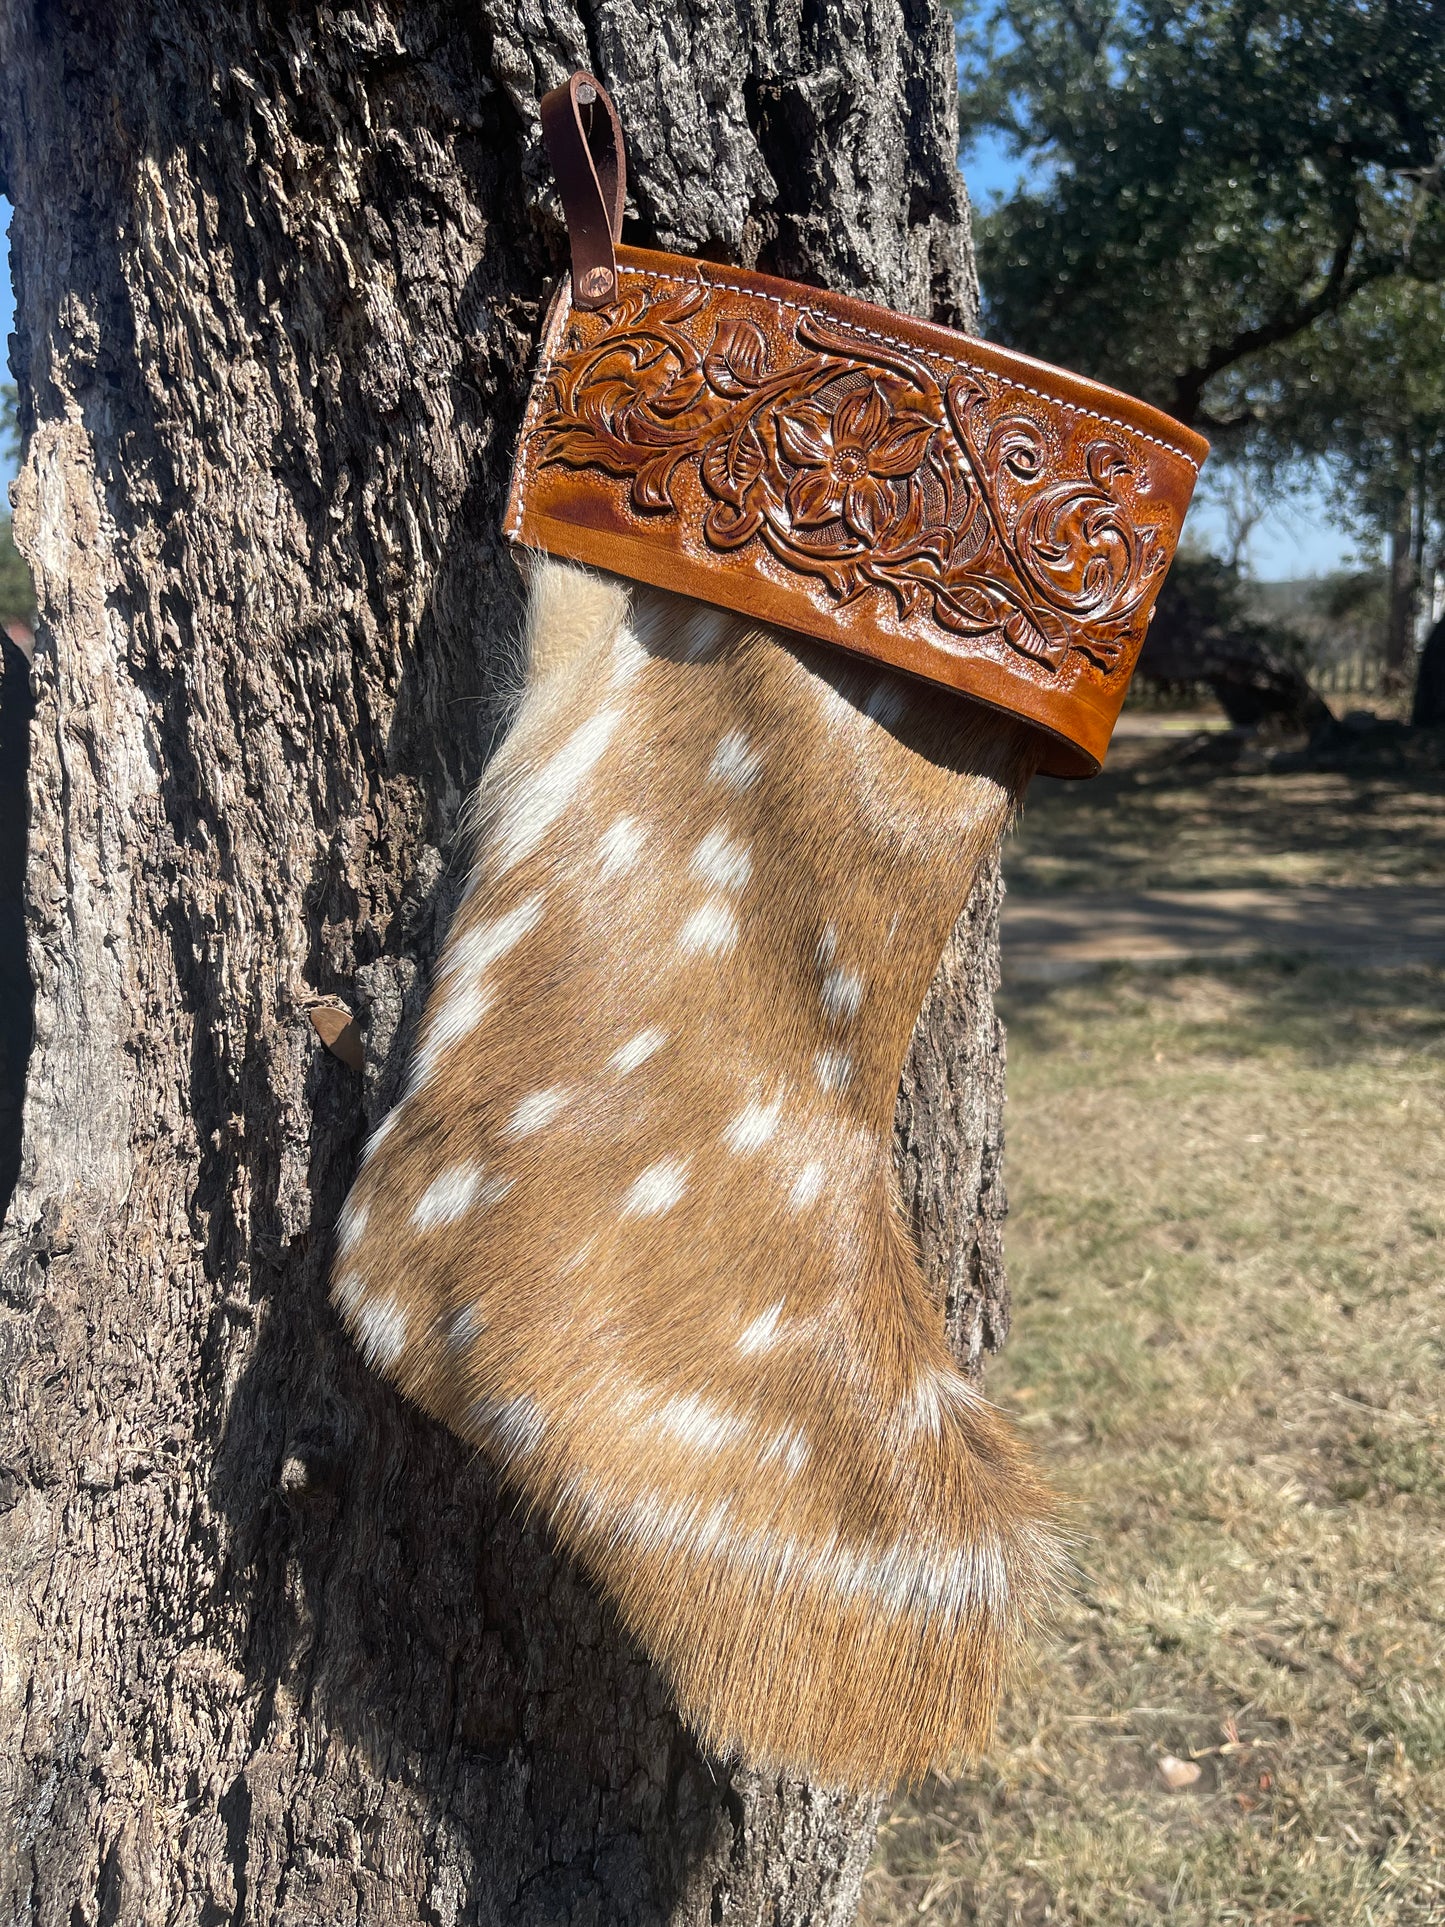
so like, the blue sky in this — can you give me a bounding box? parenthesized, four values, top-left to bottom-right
(2, 165, 1356, 581)
(961, 137, 1356, 581)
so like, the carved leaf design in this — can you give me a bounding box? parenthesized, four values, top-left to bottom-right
(705, 316, 769, 397)
(537, 275, 1172, 678)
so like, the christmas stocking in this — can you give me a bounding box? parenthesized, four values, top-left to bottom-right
(332, 75, 1205, 1788)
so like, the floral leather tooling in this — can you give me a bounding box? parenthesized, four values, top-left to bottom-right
(508, 246, 1206, 776)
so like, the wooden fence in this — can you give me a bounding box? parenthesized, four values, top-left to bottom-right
(1311, 652, 1389, 699)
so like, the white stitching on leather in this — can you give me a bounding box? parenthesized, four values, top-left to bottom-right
(616, 263, 1203, 474)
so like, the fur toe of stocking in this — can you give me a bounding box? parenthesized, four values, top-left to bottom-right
(333, 556, 1063, 1788)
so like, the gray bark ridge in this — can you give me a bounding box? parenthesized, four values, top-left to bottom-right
(0, 4, 1003, 1922)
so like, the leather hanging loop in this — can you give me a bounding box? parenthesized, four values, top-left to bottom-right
(540, 71, 627, 309)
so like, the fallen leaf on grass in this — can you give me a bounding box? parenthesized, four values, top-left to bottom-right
(1158, 1754, 1202, 1790)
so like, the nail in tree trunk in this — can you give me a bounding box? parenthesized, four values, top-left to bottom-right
(0, 5, 1013, 1920)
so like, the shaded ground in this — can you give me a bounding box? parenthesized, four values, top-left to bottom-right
(862, 740, 1445, 1927)
(1004, 885, 1445, 979)
(1007, 727, 1445, 896)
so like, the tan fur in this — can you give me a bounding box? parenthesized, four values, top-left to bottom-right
(333, 557, 1062, 1788)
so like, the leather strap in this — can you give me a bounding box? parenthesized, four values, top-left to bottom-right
(540, 71, 626, 309)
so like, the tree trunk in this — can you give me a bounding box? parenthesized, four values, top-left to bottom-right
(0, 5, 1008, 1922)
(1385, 488, 1417, 688)
(1412, 611, 1445, 728)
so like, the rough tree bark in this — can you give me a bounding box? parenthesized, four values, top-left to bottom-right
(0, 4, 1013, 1921)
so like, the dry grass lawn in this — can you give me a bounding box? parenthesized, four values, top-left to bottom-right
(1005, 736, 1445, 896)
(862, 745, 1445, 1926)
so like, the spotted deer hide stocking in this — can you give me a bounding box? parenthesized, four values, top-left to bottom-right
(333, 556, 1062, 1787)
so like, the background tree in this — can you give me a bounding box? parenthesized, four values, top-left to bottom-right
(955, 0, 1445, 709)
(0, 519, 32, 626)
(1142, 551, 1332, 733)
(1413, 609, 1445, 722)
(1234, 281, 1445, 684)
(1, 383, 34, 624)
(0, 3, 1018, 1922)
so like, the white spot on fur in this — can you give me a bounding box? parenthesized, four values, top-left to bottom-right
(356, 1295, 408, 1371)
(493, 705, 622, 875)
(817, 923, 838, 967)
(820, 966, 866, 1024)
(598, 814, 646, 878)
(653, 1393, 749, 1452)
(903, 1370, 943, 1439)
(591, 1485, 1017, 1622)
(708, 730, 761, 792)
(676, 605, 732, 661)
(409, 981, 493, 1091)
(610, 1026, 668, 1073)
(865, 677, 910, 729)
(789, 1162, 826, 1210)
(760, 1423, 811, 1475)
(623, 1156, 690, 1217)
(691, 826, 752, 893)
(445, 894, 546, 983)
(336, 1195, 368, 1255)
(814, 670, 867, 734)
(359, 1110, 399, 1168)
(557, 1470, 606, 1526)
(678, 898, 738, 956)
(724, 1092, 784, 1152)
(506, 1086, 571, 1138)
(409, 894, 544, 1092)
(447, 1303, 482, 1350)
(333, 1269, 365, 1316)
(610, 625, 648, 687)
(412, 1162, 487, 1231)
(814, 1049, 854, 1093)
(470, 1393, 545, 1458)
(561, 1236, 597, 1276)
(738, 1301, 786, 1355)
(902, 1365, 983, 1438)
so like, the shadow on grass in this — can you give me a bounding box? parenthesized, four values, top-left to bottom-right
(1000, 955, 1445, 1070)
(1010, 732, 1445, 895)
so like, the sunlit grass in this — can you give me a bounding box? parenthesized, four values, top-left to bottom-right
(863, 961, 1445, 1927)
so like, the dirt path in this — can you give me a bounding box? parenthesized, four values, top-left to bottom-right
(1002, 883, 1445, 980)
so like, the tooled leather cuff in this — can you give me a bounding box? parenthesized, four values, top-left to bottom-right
(507, 75, 1208, 778)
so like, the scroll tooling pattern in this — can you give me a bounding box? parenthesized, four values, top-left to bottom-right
(508, 248, 1207, 776)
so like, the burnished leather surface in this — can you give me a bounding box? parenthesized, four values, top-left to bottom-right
(507, 245, 1208, 776)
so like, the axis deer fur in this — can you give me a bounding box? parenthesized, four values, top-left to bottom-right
(332, 555, 1062, 1787)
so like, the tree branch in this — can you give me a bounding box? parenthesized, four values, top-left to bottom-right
(1054, 0, 1103, 61)
(1170, 200, 1364, 424)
